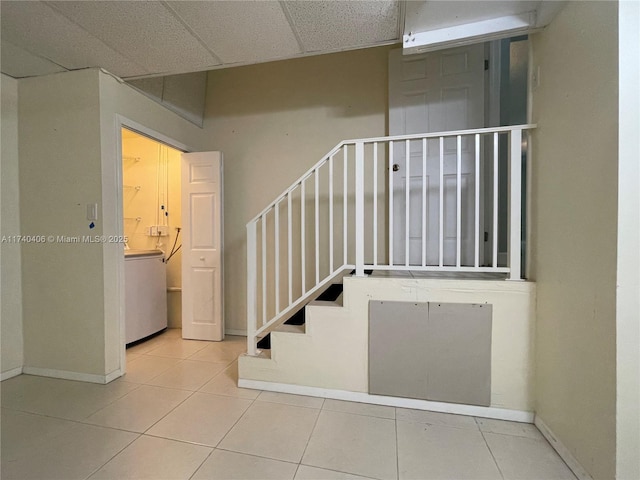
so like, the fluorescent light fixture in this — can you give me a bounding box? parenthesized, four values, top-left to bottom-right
(403, 12, 536, 54)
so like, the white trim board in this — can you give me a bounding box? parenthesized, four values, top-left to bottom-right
(535, 416, 594, 480)
(1, 367, 23, 381)
(238, 378, 534, 423)
(22, 366, 120, 385)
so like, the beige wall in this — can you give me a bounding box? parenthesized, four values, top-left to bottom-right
(1, 74, 24, 377)
(19, 69, 106, 377)
(530, 2, 618, 478)
(203, 46, 391, 333)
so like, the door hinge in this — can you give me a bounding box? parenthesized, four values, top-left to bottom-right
(484, 232, 489, 242)
(484, 59, 489, 71)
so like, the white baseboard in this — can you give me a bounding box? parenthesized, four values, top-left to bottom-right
(238, 378, 534, 423)
(1, 367, 23, 381)
(226, 329, 247, 337)
(22, 366, 118, 384)
(535, 416, 593, 480)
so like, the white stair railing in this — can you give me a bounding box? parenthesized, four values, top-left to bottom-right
(246, 125, 535, 355)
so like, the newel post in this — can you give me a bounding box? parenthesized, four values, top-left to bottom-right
(508, 128, 523, 281)
(246, 221, 258, 355)
(355, 142, 365, 277)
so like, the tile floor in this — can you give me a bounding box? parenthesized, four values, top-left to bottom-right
(1, 329, 576, 480)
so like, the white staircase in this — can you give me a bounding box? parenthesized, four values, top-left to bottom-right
(245, 125, 536, 357)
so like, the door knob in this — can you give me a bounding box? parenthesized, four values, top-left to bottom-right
(392, 164, 399, 172)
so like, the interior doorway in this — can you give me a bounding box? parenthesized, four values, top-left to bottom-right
(121, 128, 184, 345)
(115, 120, 225, 377)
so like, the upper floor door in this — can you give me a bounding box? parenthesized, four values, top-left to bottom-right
(388, 45, 485, 266)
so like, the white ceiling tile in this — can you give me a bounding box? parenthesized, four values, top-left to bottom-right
(283, 1, 399, 52)
(405, 1, 541, 33)
(0, 40, 68, 78)
(0, 1, 147, 78)
(166, 1, 301, 64)
(47, 1, 221, 75)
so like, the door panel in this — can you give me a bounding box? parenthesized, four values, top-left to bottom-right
(389, 45, 484, 266)
(181, 152, 223, 341)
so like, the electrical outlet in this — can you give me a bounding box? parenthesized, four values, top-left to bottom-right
(148, 225, 169, 237)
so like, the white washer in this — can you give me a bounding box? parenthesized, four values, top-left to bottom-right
(125, 250, 167, 344)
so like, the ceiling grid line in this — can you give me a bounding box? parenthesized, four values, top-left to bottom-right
(41, 0, 150, 76)
(3, 39, 70, 73)
(159, 1, 224, 66)
(278, 1, 308, 53)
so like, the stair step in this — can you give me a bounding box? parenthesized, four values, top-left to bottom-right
(283, 308, 305, 326)
(350, 269, 373, 276)
(256, 335, 271, 350)
(255, 349, 271, 359)
(276, 324, 305, 334)
(308, 299, 342, 308)
(316, 283, 344, 301)
(258, 282, 345, 351)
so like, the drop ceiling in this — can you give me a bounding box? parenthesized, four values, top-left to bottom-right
(0, 1, 564, 80)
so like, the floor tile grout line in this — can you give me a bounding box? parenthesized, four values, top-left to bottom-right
(479, 429, 506, 480)
(214, 446, 301, 466)
(294, 399, 323, 467)
(138, 387, 198, 435)
(321, 406, 396, 421)
(81, 432, 142, 480)
(395, 415, 400, 480)
(187, 447, 216, 480)
(130, 355, 186, 385)
(253, 398, 325, 411)
(482, 430, 579, 480)
(0, 407, 152, 437)
(212, 386, 262, 450)
(66, 384, 199, 435)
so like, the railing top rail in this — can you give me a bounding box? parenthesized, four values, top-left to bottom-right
(342, 124, 537, 145)
(246, 123, 536, 227)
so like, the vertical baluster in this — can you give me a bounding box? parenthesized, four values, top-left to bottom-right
(509, 128, 523, 280)
(287, 192, 292, 305)
(261, 213, 267, 324)
(343, 147, 348, 265)
(405, 139, 410, 266)
(389, 141, 394, 266)
(301, 179, 306, 293)
(246, 222, 257, 356)
(493, 132, 499, 268)
(329, 155, 334, 273)
(373, 142, 378, 266)
(439, 137, 444, 267)
(315, 169, 320, 285)
(355, 142, 365, 276)
(475, 134, 480, 268)
(421, 137, 427, 266)
(274, 202, 279, 313)
(456, 135, 462, 267)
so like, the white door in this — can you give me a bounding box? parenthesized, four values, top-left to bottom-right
(181, 152, 224, 341)
(389, 45, 484, 266)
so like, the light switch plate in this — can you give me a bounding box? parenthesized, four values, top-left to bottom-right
(86, 203, 98, 221)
